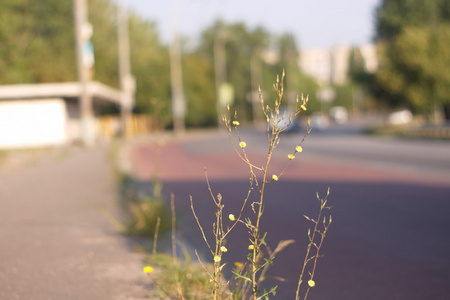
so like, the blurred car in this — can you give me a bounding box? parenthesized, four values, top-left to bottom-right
(329, 106, 348, 124)
(388, 110, 413, 125)
(311, 113, 330, 130)
(268, 107, 301, 133)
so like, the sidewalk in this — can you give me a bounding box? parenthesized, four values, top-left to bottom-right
(0, 144, 152, 300)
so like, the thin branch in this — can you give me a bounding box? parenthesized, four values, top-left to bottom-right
(190, 196, 213, 254)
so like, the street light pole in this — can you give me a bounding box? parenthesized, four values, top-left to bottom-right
(73, 0, 94, 146)
(214, 28, 227, 128)
(169, 0, 186, 135)
(250, 48, 263, 125)
(117, 0, 135, 138)
(169, 34, 185, 134)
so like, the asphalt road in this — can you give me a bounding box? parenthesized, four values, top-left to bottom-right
(125, 126, 450, 299)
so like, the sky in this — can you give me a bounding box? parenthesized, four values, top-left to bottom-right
(126, 0, 381, 50)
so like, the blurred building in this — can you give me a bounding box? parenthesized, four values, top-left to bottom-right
(299, 48, 331, 85)
(0, 82, 121, 149)
(299, 44, 378, 85)
(330, 44, 351, 85)
(359, 44, 379, 73)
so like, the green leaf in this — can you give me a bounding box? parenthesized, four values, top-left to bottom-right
(232, 270, 252, 282)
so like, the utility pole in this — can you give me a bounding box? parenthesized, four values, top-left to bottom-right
(169, 0, 186, 135)
(250, 48, 263, 125)
(117, 0, 135, 138)
(73, 0, 95, 146)
(214, 28, 228, 128)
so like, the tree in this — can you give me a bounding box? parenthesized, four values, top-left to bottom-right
(374, 0, 450, 119)
(375, 25, 450, 115)
(196, 20, 310, 122)
(183, 53, 216, 127)
(127, 14, 170, 116)
(275, 33, 301, 109)
(89, 0, 171, 116)
(89, 0, 120, 88)
(0, 0, 76, 83)
(0, 2, 317, 126)
(376, 0, 450, 40)
(0, 0, 172, 118)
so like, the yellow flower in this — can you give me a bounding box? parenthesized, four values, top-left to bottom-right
(308, 280, 315, 287)
(229, 214, 236, 221)
(272, 175, 279, 181)
(233, 121, 240, 126)
(296, 145, 303, 152)
(288, 154, 295, 160)
(301, 105, 307, 111)
(143, 266, 153, 274)
(239, 141, 247, 148)
(214, 255, 221, 263)
(221, 246, 228, 252)
(248, 245, 254, 250)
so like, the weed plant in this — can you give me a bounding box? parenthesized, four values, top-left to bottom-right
(122, 94, 172, 237)
(119, 174, 172, 237)
(142, 73, 332, 299)
(188, 72, 333, 299)
(144, 196, 213, 299)
(145, 252, 212, 299)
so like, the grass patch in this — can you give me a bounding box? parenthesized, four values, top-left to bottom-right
(144, 252, 214, 299)
(118, 173, 172, 237)
(124, 195, 171, 237)
(365, 123, 450, 140)
(364, 124, 410, 137)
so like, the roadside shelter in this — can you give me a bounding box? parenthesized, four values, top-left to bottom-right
(0, 81, 122, 149)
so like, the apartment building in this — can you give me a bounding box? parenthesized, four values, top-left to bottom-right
(299, 44, 378, 85)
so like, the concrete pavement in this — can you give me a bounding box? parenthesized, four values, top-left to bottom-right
(0, 144, 152, 300)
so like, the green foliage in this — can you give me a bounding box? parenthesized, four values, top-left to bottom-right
(196, 20, 309, 122)
(276, 34, 302, 104)
(296, 74, 320, 114)
(0, 0, 170, 115)
(89, 0, 120, 88)
(376, 0, 450, 40)
(374, 0, 450, 118)
(0, 0, 76, 83)
(124, 196, 171, 237)
(90, 0, 172, 115)
(183, 53, 217, 127)
(128, 15, 171, 115)
(348, 47, 366, 82)
(332, 83, 353, 110)
(375, 25, 450, 115)
(119, 174, 171, 237)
